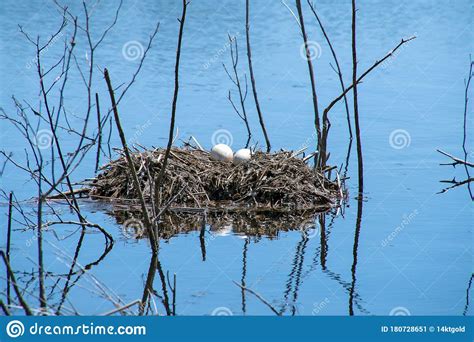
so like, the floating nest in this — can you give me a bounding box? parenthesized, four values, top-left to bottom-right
(86, 147, 342, 238)
(89, 147, 340, 211)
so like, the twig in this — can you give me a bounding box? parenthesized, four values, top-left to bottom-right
(0, 299, 11, 315)
(307, 0, 352, 168)
(295, 0, 322, 162)
(323, 36, 416, 117)
(191, 136, 204, 151)
(101, 299, 141, 316)
(438, 177, 474, 194)
(352, 0, 363, 198)
(6, 191, 13, 305)
(104, 68, 157, 254)
(281, 1, 301, 29)
(37, 166, 47, 310)
(154, 0, 189, 211)
(437, 149, 474, 168)
(95, 93, 102, 173)
(461, 59, 474, 198)
(246, 0, 271, 152)
(223, 34, 252, 148)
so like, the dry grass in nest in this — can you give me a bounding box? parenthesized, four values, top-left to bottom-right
(89, 147, 340, 212)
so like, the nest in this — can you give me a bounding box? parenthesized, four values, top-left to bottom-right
(89, 147, 340, 212)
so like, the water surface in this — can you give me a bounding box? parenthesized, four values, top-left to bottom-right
(0, 0, 472, 316)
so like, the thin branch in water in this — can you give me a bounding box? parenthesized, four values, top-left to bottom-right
(307, 0, 352, 170)
(154, 0, 189, 211)
(246, 0, 271, 152)
(281, 1, 301, 30)
(6, 191, 13, 305)
(104, 68, 158, 254)
(295, 0, 322, 165)
(461, 59, 474, 199)
(437, 149, 474, 168)
(95, 93, 102, 173)
(351, 0, 363, 197)
(323, 36, 416, 117)
(37, 165, 47, 311)
(223, 34, 252, 148)
(100, 299, 141, 316)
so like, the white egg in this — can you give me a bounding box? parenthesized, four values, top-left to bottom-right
(211, 144, 233, 162)
(233, 148, 251, 165)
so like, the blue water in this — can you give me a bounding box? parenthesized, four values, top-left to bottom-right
(0, 0, 472, 315)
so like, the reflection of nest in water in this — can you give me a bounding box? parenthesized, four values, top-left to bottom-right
(113, 206, 326, 239)
(89, 147, 340, 210)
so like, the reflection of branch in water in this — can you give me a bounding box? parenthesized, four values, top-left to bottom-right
(300, 204, 369, 315)
(233, 281, 280, 315)
(437, 149, 474, 196)
(280, 233, 309, 315)
(463, 273, 473, 316)
(139, 252, 174, 316)
(53, 228, 113, 314)
(319, 215, 327, 270)
(156, 258, 172, 315)
(349, 194, 364, 315)
(323, 268, 369, 315)
(56, 230, 85, 314)
(49, 237, 117, 314)
(461, 60, 474, 199)
(241, 238, 249, 314)
(438, 60, 473, 199)
(199, 211, 207, 261)
(0, 251, 33, 315)
(0, 299, 10, 315)
(139, 254, 157, 315)
(166, 271, 177, 316)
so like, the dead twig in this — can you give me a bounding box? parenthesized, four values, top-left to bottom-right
(246, 0, 271, 152)
(437, 149, 474, 168)
(104, 68, 158, 254)
(351, 0, 363, 198)
(154, 0, 189, 211)
(295, 0, 322, 163)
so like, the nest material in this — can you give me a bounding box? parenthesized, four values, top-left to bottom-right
(89, 147, 339, 210)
